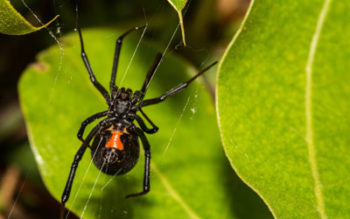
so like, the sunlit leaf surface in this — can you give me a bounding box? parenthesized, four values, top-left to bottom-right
(217, 0, 350, 218)
(0, 0, 57, 35)
(19, 29, 271, 218)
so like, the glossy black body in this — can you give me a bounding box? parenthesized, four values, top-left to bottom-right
(91, 129, 140, 175)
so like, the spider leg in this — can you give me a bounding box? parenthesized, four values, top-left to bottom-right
(61, 143, 88, 205)
(135, 114, 158, 134)
(126, 127, 151, 198)
(139, 53, 163, 98)
(61, 117, 116, 205)
(76, 15, 111, 105)
(139, 108, 158, 133)
(140, 61, 217, 107)
(110, 25, 147, 92)
(61, 125, 98, 206)
(77, 111, 108, 142)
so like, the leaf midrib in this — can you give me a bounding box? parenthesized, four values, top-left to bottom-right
(152, 162, 201, 219)
(305, 0, 332, 218)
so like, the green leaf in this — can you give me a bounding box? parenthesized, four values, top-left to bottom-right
(19, 28, 271, 218)
(0, 0, 58, 35)
(166, 0, 187, 46)
(217, 0, 350, 218)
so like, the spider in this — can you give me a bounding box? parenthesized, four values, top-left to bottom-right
(60, 23, 217, 206)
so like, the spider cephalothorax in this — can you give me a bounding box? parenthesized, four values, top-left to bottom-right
(61, 21, 217, 209)
(109, 88, 137, 114)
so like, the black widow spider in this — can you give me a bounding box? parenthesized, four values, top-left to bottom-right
(60, 21, 217, 207)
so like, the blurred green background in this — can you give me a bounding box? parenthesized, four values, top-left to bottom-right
(0, 0, 250, 218)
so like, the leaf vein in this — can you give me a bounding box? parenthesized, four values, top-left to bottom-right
(152, 163, 201, 219)
(305, 0, 332, 218)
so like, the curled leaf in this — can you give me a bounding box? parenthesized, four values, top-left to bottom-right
(0, 0, 58, 35)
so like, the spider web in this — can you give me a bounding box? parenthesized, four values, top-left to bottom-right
(72, 18, 195, 219)
(20, 0, 65, 104)
(12, 0, 201, 218)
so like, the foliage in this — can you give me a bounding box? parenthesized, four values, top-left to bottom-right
(19, 29, 271, 218)
(217, 0, 350, 218)
(0, 0, 57, 35)
(165, 0, 188, 45)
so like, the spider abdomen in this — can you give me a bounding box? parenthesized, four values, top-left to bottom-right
(91, 129, 140, 175)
